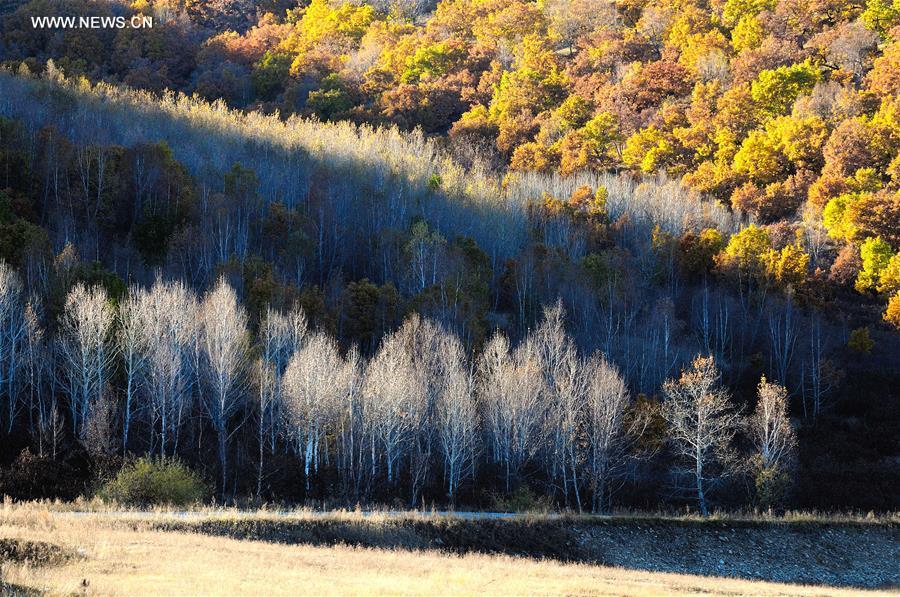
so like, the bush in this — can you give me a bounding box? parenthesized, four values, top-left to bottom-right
(847, 326, 874, 354)
(0, 449, 87, 501)
(755, 466, 792, 510)
(98, 457, 206, 507)
(489, 486, 554, 513)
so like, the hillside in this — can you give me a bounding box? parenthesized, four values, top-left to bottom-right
(0, 506, 897, 594)
(151, 512, 900, 588)
(0, 0, 897, 515)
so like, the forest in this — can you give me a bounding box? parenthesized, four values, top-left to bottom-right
(0, 0, 897, 512)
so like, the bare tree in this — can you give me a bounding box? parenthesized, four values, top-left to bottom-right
(260, 305, 308, 442)
(57, 283, 116, 438)
(368, 0, 435, 21)
(801, 314, 841, 421)
(477, 332, 509, 469)
(335, 346, 366, 500)
(137, 280, 199, 456)
(44, 395, 66, 461)
(748, 377, 797, 508)
(257, 305, 307, 491)
(283, 331, 353, 494)
(584, 353, 637, 512)
(826, 20, 878, 76)
(83, 385, 118, 460)
(768, 296, 797, 387)
(118, 288, 147, 452)
(393, 315, 444, 506)
(0, 261, 26, 432)
(749, 376, 797, 473)
(534, 302, 587, 509)
(542, 0, 619, 51)
(694, 285, 731, 373)
(23, 301, 49, 456)
(662, 355, 741, 515)
(435, 332, 478, 503)
(200, 277, 249, 499)
(252, 359, 276, 497)
(405, 221, 446, 294)
(363, 328, 424, 485)
(477, 332, 545, 491)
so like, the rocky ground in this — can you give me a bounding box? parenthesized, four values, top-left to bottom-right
(573, 519, 899, 589)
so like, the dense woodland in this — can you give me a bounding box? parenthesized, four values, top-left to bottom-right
(0, 0, 897, 511)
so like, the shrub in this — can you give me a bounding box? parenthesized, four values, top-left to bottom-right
(98, 457, 206, 507)
(0, 449, 87, 501)
(754, 464, 792, 510)
(489, 486, 554, 513)
(847, 326, 874, 354)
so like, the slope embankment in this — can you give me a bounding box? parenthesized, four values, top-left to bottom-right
(147, 514, 898, 590)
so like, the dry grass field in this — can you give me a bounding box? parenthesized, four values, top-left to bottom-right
(0, 503, 896, 596)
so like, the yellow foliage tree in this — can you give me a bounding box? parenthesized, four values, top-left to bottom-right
(855, 236, 894, 293)
(764, 243, 809, 288)
(715, 224, 771, 273)
(884, 292, 900, 329)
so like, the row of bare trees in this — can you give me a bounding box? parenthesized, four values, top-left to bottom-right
(0, 260, 797, 511)
(262, 303, 649, 508)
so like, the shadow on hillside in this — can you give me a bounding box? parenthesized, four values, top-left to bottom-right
(151, 517, 899, 590)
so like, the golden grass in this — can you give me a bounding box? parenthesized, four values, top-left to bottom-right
(8, 497, 898, 525)
(0, 503, 893, 596)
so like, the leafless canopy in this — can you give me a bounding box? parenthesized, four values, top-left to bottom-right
(662, 356, 742, 515)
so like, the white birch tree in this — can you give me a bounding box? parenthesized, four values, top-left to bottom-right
(662, 355, 741, 516)
(534, 302, 584, 509)
(363, 329, 423, 484)
(200, 277, 249, 498)
(477, 332, 545, 491)
(584, 353, 635, 512)
(435, 332, 478, 503)
(283, 331, 353, 493)
(0, 261, 26, 433)
(750, 377, 796, 472)
(57, 283, 116, 438)
(23, 300, 49, 455)
(749, 376, 797, 507)
(137, 279, 199, 456)
(335, 346, 366, 499)
(117, 288, 147, 452)
(257, 304, 307, 490)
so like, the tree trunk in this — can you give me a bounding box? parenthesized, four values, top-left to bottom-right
(218, 428, 228, 502)
(257, 425, 264, 498)
(696, 459, 707, 516)
(570, 446, 582, 513)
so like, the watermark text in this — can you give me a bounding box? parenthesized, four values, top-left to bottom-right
(31, 15, 153, 29)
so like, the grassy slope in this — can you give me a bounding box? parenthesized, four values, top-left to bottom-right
(151, 514, 899, 589)
(0, 505, 897, 595)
